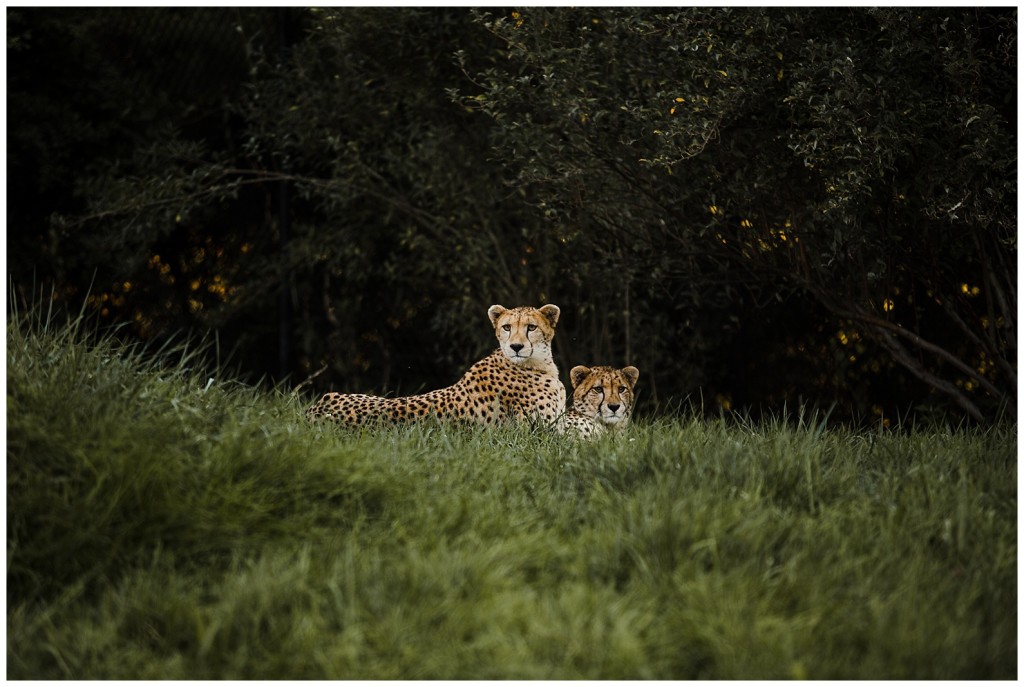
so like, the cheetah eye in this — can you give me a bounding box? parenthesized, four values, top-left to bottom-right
(527, 324, 537, 332)
(502, 324, 511, 332)
(592, 386, 603, 394)
(618, 385, 627, 393)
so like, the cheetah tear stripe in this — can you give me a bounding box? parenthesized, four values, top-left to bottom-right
(558, 365, 640, 439)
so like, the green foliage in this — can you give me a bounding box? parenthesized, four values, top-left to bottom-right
(238, 8, 553, 384)
(7, 8, 260, 279)
(6, 7, 1016, 421)
(7, 308, 1016, 679)
(465, 7, 1016, 421)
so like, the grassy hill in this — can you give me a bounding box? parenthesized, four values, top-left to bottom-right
(6, 308, 1017, 679)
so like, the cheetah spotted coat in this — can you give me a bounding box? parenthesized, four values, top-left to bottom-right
(306, 304, 566, 427)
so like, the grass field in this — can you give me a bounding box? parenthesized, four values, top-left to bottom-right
(6, 307, 1017, 679)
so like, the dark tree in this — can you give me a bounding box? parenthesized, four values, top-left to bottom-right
(461, 7, 1016, 421)
(7, 7, 1016, 422)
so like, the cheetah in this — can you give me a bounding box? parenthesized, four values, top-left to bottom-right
(558, 365, 639, 438)
(306, 304, 567, 427)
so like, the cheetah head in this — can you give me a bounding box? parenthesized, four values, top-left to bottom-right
(569, 365, 639, 430)
(487, 304, 560, 369)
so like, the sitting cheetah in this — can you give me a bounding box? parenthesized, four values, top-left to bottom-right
(559, 365, 640, 438)
(306, 304, 567, 427)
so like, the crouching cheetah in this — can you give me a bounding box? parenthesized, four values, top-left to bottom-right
(306, 304, 567, 427)
(559, 365, 640, 438)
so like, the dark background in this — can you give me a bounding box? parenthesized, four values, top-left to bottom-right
(7, 7, 1016, 423)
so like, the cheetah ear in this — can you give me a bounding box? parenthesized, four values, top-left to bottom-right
(488, 305, 507, 326)
(570, 365, 591, 389)
(621, 366, 640, 387)
(537, 303, 560, 327)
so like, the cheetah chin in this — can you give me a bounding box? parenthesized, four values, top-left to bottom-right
(558, 364, 640, 439)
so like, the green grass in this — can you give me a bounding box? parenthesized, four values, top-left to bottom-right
(7, 306, 1017, 679)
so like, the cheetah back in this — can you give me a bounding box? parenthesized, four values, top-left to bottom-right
(306, 303, 566, 428)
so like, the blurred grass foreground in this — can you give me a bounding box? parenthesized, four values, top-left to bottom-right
(6, 303, 1016, 679)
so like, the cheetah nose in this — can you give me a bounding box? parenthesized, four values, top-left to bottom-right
(509, 343, 525, 353)
(607, 404, 621, 412)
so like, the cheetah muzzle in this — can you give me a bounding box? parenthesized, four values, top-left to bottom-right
(558, 364, 639, 438)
